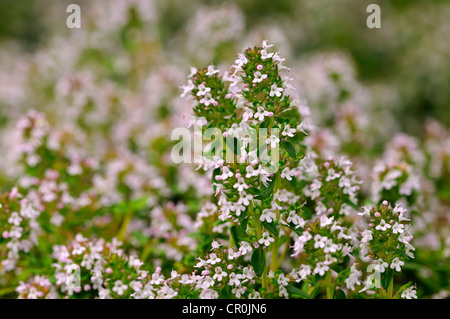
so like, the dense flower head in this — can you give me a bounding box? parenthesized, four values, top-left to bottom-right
(0, 191, 41, 273)
(289, 216, 357, 293)
(298, 155, 361, 220)
(359, 201, 414, 263)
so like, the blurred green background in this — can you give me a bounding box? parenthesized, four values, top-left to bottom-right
(0, 0, 449, 133)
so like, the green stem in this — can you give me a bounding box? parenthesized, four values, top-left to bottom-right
(387, 278, 394, 299)
(270, 174, 281, 272)
(276, 230, 291, 269)
(270, 236, 279, 271)
(326, 272, 334, 299)
(249, 203, 268, 292)
(117, 208, 134, 242)
(229, 230, 235, 249)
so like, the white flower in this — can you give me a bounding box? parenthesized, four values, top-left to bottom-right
(228, 248, 241, 260)
(313, 262, 329, 276)
(112, 280, 128, 296)
(266, 134, 280, 148)
(206, 65, 219, 76)
(296, 119, 312, 135)
(401, 286, 417, 299)
(207, 253, 221, 265)
(358, 205, 372, 216)
(8, 212, 22, 226)
(291, 232, 311, 257)
(196, 83, 211, 96)
(262, 40, 274, 49)
(339, 203, 352, 216)
(253, 71, 267, 83)
(297, 265, 312, 281)
(277, 274, 289, 287)
(326, 169, 341, 182)
(320, 215, 334, 227)
(200, 288, 219, 299)
(219, 166, 233, 180)
(180, 80, 195, 98)
(232, 286, 246, 298)
(394, 204, 410, 221)
(310, 179, 322, 192)
(259, 231, 274, 246)
(286, 210, 305, 228)
(314, 235, 328, 249)
(390, 257, 405, 272)
(254, 106, 270, 121)
(241, 193, 254, 207)
(211, 240, 221, 250)
(213, 267, 227, 281)
(234, 53, 248, 69)
(360, 230, 373, 246)
(248, 290, 262, 299)
(188, 66, 197, 78)
(199, 93, 216, 106)
(373, 259, 389, 273)
(228, 273, 241, 286)
(238, 241, 253, 255)
(242, 107, 253, 122)
(345, 264, 362, 290)
(233, 178, 249, 192)
(281, 167, 294, 181)
(282, 124, 296, 137)
(323, 239, 339, 253)
(269, 83, 283, 97)
(392, 222, 405, 234)
(260, 209, 276, 223)
(375, 219, 391, 231)
(315, 202, 328, 215)
(261, 49, 274, 60)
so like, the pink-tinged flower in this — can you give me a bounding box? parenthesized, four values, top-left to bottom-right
(252, 71, 267, 83)
(269, 83, 283, 97)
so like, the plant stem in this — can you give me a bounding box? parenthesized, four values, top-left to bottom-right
(276, 230, 291, 269)
(270, 174, 281, 272)
(249, 203, 268, 291)
(326, 271, 334, 299)
(387, 278, 394, 298)
(229, 230, 235, 249)
(117, 208, 133, 242)
(270, 235, 279, 271)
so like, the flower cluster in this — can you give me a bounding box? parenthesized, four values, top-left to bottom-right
(358, 201, 416, 298)
(298, 155, 360, 220)
(0, 191, 41, 273)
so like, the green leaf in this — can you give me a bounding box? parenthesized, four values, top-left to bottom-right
(238, 212, 249, 238)
(280, 141, 297, 159)
(335, 289, 346, 299)
(262, 221, 279, 236)
(251, 247, 266, 277)
(381, 268, 393, 290)
(286, 285, 312, 299)
(259, 175, 277, 200)
(230, 225, 240, 248)
(290, 224, 303, 236)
